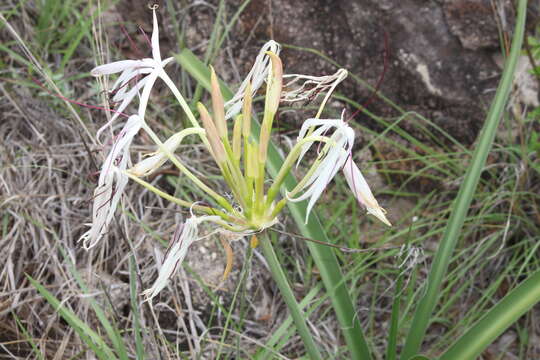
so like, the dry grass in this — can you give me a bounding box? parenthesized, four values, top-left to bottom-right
(0, 2, 344, 358)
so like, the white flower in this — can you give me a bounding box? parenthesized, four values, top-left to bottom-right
(343, 155, 391, 226)
(79, 115, 143, 249)
(91, 7, 173, 141)
(287, 116, 355, 222)
(224, 40, 281, 120)
(142, 215, 221, 301)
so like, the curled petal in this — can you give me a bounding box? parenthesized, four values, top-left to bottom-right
(289, 115, 356, 222)
(143, 215, 221, 301)
(343, 156, 391, 226)
(79, 115, 143, 249)
(287, 143, 347, 223)
(224, 40, 281, 119)
(282, 68, 348, 103)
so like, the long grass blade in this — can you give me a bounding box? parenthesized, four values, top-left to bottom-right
(27, 275, 118, 360)
(439, 269, 540, 360)
(400, 0, 528, 357)
(129, 255, 145, 360)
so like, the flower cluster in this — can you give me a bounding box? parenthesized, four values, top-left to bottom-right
(82, 6, 390, 301)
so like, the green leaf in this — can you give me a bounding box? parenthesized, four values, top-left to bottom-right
(400, 0, 529, 357)
(438, 270, 540, 360)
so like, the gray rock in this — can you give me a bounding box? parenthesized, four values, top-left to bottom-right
(234, 0, 504, 144)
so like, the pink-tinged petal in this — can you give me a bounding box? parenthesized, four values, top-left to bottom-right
(151, 7, 161, 62)
(343, 157, 391, 226)
(91, 60, 142, 76)
(79, 115, 143, 249)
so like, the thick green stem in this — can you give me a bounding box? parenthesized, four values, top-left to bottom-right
(259, 232, 323, 360)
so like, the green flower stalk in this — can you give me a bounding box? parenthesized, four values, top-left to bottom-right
(83, 6, 391, 302)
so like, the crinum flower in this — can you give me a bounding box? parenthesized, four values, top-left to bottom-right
(84, 7, 390, 301)
(286, 116, 355, 222)
(90, 5, 173, 142)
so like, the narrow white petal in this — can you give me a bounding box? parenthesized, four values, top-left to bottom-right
(91, 60, 142, 76)
(80, 115, 143, 249)
(137, 70, 160, 119)
(151, 8, 161, 62)
(129, 132, 182, 176)
(162, 57, 174, 67)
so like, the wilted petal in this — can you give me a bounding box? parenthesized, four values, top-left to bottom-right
(143, 215, 221, 301)
(288, 115, 355, 222)
(288, 141, 347, 222)
(79, 115, 143, 249)
(343, 156, 391, 226)
(282, 69, 348, 103)
(224, 40, 281, 119)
